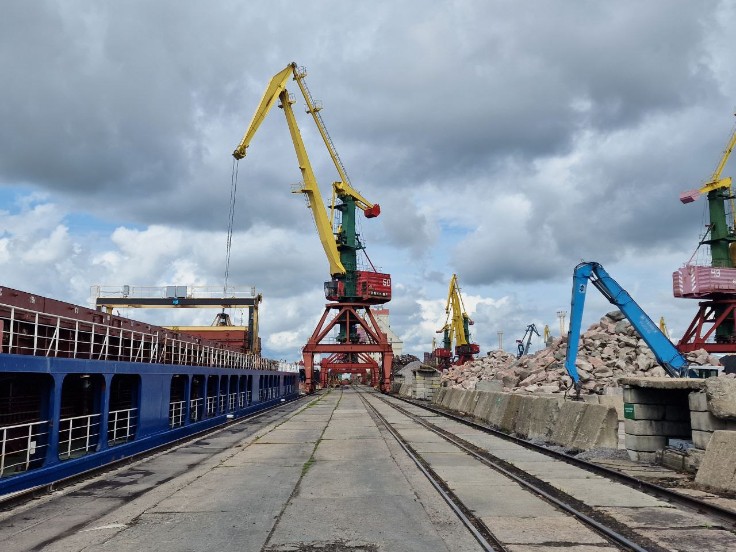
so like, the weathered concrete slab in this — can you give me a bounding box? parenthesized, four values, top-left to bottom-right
(449, 482, 563, 517)
(689, 390, 708, 411)
(695, 430, 736, 491)
(512, 395, 538, 438)
(705, 378, 736, 419)
(619, 377, 705, 390)
(499, 393, 523, 433)
(526, 395, 562, 440)
(549, 401, 618, 450)
(481, 515, 607, 545)
(544, 478, 665, 507)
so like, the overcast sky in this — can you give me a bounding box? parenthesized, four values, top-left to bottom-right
(2, 1, 735, 360)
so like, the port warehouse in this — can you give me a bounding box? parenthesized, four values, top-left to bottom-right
(0, 286, 298, 495)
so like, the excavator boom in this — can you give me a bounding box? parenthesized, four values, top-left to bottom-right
(564, 262, 688, 391)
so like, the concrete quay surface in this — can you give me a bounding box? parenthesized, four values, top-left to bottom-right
(0, 390, 480, 552)
(377, 394, 736, 552)
(3, 387, 736, 551)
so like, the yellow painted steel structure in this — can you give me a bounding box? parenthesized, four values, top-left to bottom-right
(233, 62, 378, 278)
(437, 274, 474, 348)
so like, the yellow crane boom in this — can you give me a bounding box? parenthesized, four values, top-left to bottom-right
(232, 63, 380, 277)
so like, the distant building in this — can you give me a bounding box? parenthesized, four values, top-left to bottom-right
(373, 308, 403, 356)
(356, 308, 403, 357)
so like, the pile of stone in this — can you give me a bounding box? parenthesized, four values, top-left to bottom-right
(392, 354, 420, 376)
(441, 311, 722, 395)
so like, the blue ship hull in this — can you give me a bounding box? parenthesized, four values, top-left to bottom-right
(0, 354, 298, 496)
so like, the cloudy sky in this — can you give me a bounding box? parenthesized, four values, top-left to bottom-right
(1, 1, 735, 361)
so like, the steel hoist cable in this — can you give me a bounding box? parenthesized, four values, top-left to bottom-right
(224, 157, 240, 294)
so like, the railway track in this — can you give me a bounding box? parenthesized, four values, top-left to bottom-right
(359, 388, 736, 552)
(394, 393, 736, 524)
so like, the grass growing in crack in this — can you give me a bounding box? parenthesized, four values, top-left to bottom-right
(301, 455, 316, 476)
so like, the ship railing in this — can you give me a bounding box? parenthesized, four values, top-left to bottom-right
(0, 420, 48, 477)
(108, 408, 137, 446)
(0, 301, 281, 372)
(206, 397, 217, 417)
(228, 393, 237, 411)
(190, 398, 204, 422)
(238, 391, 245, 408)
(246, 390, 252, 405)
(169, 401, 186, 428)
(59, 413, 101, 460)
(218, 395, 226, 413)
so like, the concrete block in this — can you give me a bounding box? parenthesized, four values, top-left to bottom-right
(433, 387, 447, 405)
(598, 395, 624, 420)
(484, 392, 511, 428)
(448, 389, 463, 410)
(627, 403, 666, 420)
(685, 448, 705, 473)
(444, 388, 457, 408)
(627, 450, 658, 463)
(512, 395, 538, 438)
(688, 391, 708, 412)
(661, 449, 686, 471)
(526, 396, 562, 440)
(624, 419, 690, 437)
(623, 386, 670, 404)
(692, 429, 714, 450)
(625, 433, 667, 452)
(691, 411, 727, 432)
(695, 430, 736, 491)
(549, 402, 618, 450)
(457, 390, 478, 414)
(549, 401, 586, 448)
(476, 379, 503, 392)
(704, 378, 736, 420)
(498, 393, 523, 433)
(569, 403, 619, 450)
(472, 391, 493, 420)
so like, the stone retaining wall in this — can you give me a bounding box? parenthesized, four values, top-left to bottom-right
(430, 387, 618, 451)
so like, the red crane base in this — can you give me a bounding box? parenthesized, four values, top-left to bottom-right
(678, 298, 736, 353)
(302, 302, 394, 393)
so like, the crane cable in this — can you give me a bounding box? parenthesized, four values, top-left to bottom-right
(224, 158, 240, 295)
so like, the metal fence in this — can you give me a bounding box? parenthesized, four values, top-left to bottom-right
(108, 408, 137, 446)
(0, 420, 48, 477)
(0, 301, 276, 370)
(59, 413, 101, 460)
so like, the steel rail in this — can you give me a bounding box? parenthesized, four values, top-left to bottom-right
(0, 395, 311, 510)
(356, 391, 505, 552)
(376, 393, 649, 552)
(393, 394, 736, 528)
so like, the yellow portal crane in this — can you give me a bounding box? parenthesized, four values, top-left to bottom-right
(681, 122, 736, 205)
(233, 63, 380, 281)
(434, 274, 480, 368)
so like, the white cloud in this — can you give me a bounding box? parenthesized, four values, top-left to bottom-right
(1, 1, 734, 361)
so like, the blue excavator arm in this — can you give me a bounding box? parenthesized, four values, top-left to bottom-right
(564, 262, 688, 390)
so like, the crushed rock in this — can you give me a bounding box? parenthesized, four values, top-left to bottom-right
(441, 310, 721, 396)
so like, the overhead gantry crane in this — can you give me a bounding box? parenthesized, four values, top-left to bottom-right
(233, 63, 393, 392)
(676, 116, 736, 352)
(433, 274, 480, 369)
